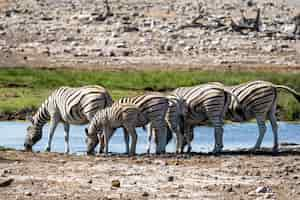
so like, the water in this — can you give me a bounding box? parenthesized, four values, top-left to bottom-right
(1, 121, 300, 154)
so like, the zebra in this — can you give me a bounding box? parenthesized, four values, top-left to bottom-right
(97, 93, 169, 154)
(169, 83, 233, 153)
(225, 80, 300, 152)
(85, 102, 147, 155)
(147, 95, 185, 153)
(24, 85, 113, 153)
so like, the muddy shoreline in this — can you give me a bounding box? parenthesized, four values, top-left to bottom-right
(1, 148, 300, 199)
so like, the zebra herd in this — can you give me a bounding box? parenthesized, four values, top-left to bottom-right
(24, 80, 300, 155)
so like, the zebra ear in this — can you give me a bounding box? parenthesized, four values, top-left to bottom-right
(26, 115, 34, 124)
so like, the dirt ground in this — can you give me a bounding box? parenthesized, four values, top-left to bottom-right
(1, 147, 300, 200)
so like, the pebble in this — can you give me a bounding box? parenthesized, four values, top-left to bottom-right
(111, 180, 120, 188)
(255, 186, 271, 193)
(264, 193, 273, 199)
(25, 191, 32, 196)
(142, 192, 149, 197)
(0, 178, 14, 187)
(167, 176, 174, 182)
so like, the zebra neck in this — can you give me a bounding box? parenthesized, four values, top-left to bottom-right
(33, 101, 50, 128)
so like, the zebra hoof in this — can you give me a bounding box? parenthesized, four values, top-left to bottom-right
(186, 146, 192, 153)
(272, 147, 279, 154)
(212, 147, 222, 155)
(249, 147, 259, 153)
(45, 147, 51, 152)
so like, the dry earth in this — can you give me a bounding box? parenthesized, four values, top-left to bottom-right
(0, 0, 300, 71)
(1, 147, 300, 200)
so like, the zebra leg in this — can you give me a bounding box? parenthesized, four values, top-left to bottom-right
(146, 123, 152, 154)
(63, 123, 70, 154)
(212, 125, 224, 154)
(98, 134, 104, 153)
(269, 109, 279, 152)
(126, 126, 137, 156)
(175, 129, 183, 154)
(156, 124, 167, 154)
(123, 128, 130, 154)
(183, 123, 193, 153)
(253, 115, 267, 151)
(45, 117, 59, 152)
(103, 128, 110, 155)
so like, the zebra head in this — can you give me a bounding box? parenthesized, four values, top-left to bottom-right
(24, 125, 42, 151)
(85, 126, 100, 155)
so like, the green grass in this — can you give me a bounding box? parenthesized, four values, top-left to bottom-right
(1, 67, 300, 120)
(0, 146, 15, 151)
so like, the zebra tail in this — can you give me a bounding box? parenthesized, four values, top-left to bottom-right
(274, 85, 300, 102)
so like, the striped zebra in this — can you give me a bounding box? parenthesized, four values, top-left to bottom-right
(24, 85, 113, 153)
(147, 96, 185, 153)
(225, 80, 300, 152)
(111, 93, 170, 154)
(85, 102, 147, 155)
(170, 83, 233, 153)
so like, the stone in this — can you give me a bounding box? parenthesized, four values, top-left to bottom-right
(255, 186, 271, 193)
(142, 192, 149, 197)
(0, 178, 14, 187)
(167, 176, 174, 182)
(264, 193, 273, 199)
(115, 42, 127, 48)
(25, 191, 32, 196)
(178, 40, 186, 46)
(111, 180, 120, 188)
(263, 45, 276, 53)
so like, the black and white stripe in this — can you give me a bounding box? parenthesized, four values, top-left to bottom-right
(170, 83, 232, 153)
(85, 102, 147, 155)
(117, 93, 169, 154)
(24, 85, 113, 153)
(227, 80, 300, 151)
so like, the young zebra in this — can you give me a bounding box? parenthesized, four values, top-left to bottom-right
(170, 83, 233, 153)
(24, 85, 113, 153)
(114, 93, 169, 154)
(85, 103, 147, 155)
(226, 80, 300, 152)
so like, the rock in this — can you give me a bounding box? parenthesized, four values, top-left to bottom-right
(255, 170, 261, 176)
(167, 176, 174, 182)
(264, 193, 273, 199)
(178, 40, 186, 46)
(224, 185, 233, 192)
(87, 179, 93, 184)
(184, 46, 193, 51)
(262, 45, 276, 53)
(115, 42, 127, 48)
(168, 194, 178, 198)
(25, 191, 32, 196)
(164, 44, 173, 51)
(246, 0, 255, 7)
(0, 178, 14, 187)
(142, 192, 149, 197)
(121, 25, 139, 33)
(111, 180, 120, 188)
(255, 186, 271, 193)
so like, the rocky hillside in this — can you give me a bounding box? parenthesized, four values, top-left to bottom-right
(0, 0, 300, 70)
